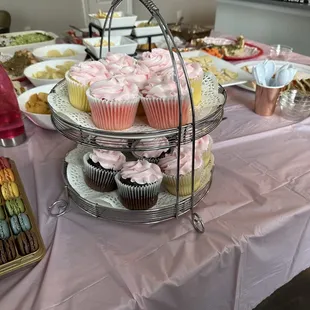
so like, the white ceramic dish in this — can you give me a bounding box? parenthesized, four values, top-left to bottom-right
(24, 59, 79, 87)
(132, 20, 162, 37)
(18, 84, 56, 130)
(32, 44, 86, 61)
(88, 11, 137, 36)
(134, 35, 164, 45)
(83, 36, 137, 59)
(235, 60, 310, 92)
(0, 30, 58, 54)
(181, 50, 253, 87)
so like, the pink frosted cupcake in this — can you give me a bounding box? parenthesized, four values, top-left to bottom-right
(104, 52, 135, 66)
(159, 148, 203, 196)
(86, 78, 140, 130)
(141, 80, 190, 129)
(66, 61, 111, 112)
(139, 48, 179, 73)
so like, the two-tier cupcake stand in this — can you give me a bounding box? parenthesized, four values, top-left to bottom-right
(48, 0, 227, 233)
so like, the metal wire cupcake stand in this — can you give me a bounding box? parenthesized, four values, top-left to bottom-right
(48, 0, 227, 233)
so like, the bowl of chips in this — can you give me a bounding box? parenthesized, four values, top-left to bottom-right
(32, 44, 87, 61)
(18, 83, 56, 130)
(24, 59, 78, 86)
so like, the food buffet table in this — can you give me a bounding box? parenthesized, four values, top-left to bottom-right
(1, 41, 310, 310)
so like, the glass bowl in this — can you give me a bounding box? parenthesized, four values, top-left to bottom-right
(269, 44, 293, 61)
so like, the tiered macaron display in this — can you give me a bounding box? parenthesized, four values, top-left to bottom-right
(65, 48, 204, 130)
(83, 135, 214, 210)
(0, 157, 44, 273)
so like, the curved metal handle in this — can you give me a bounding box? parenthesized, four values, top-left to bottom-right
(48, 199, 69, 217)
(192, 213, 205, 233)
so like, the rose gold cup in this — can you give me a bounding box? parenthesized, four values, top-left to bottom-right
(254, 84, 282, 116)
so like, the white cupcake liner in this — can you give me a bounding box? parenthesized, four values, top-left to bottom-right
(162, 165, 204, 196)
(86, 89, 140, 130)
(141, 96, 190, 129)
(65, 71, 90, 112)
(83, 153, 119, 192)
(115, 173, 162, 210)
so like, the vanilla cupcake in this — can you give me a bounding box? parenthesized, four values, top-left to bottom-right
(159, 148, 203, 196)
(66, 61, 111, 112)
(132, 137, 171, 163)
(86, 78, 140, 130)
(141, 80, 190, 129)
(83, 149, 126, 192)
(115, 160, 163, 210)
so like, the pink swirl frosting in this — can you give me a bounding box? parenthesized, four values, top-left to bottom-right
(159, 148, 203, 176)
(141, 74, 164, 96)
(89, 78, 139, 100)
(134, 137, 170, 158)
(113, 63, 151, 90)
(104, 53, 135, 66)
(178, 135, 212, 155)
(140, 48, 179, 73)
(89, 149, 126, 170)
(161, 62, 203, 81)
(120, 160, 163, 184)
(145, 80, 189, 98)
(69, 61, 111, 85)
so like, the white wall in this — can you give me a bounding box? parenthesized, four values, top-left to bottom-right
(3, 0, 216, 35)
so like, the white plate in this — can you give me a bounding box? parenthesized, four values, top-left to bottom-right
(134, 35, 164, 45)
(18, 84, 56, 130)
(83, 36, 137, 59)
(132, 20, 162, 37)
(32, 44, 86, 61)
(235, 60, 310, 92)
(181, 50, 253, 87)
(0, 30, 58, 54)
(24, 59, 79, 87)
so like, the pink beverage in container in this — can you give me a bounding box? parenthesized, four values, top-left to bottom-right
(0, 65, 26, 147)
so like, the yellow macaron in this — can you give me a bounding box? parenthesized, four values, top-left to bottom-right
(1, 182, 19, 200)
(0, 168, 15, 185)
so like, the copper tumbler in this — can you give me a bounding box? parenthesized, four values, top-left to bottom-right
(254, 84, 282, 116)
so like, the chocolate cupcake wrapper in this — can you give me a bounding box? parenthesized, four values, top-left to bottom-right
(141, 96, 190, 129)
(83, 153, 118, 192)
(115, 173, 162, 210)
(162, 165, 204, 196)
(86, 89, 140, 130)
(65, 71, 90, 112)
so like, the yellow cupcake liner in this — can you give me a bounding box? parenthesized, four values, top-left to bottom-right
(163, 165, 204, 196)
(65, 72, 90, 112)
(190, 76, 203, 107)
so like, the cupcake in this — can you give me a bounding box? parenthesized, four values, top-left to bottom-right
(86, 78, 140, 130)
(139, 48, 179, 73)
(115, 160, 163, 210)
(66, 61, 111, 112)
(161, 62, 204, 106)
(132, 137, 171, 163)
(83, 149, 126, 192)
(141, 80, 190, 129)
(104, 53, 135, 66)
(159, 148, 203, 196)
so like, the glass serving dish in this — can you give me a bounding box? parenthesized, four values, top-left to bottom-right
(269, 44, 293, 61)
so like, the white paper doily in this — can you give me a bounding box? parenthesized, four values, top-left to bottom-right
(65, 146, 214, 211)
(48, 72, 225, 134)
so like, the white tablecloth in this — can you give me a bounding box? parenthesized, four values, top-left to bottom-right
(1, 48, 310, 310)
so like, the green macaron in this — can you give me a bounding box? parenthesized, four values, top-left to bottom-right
(18, 213, 31, 232)
(0, 206, 5, 220)
(5, 198, 25, 217)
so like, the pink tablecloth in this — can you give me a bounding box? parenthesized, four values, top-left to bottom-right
(1, 46, 310, 310)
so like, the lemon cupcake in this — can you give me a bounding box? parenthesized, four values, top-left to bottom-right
(65, 61, 111, 112)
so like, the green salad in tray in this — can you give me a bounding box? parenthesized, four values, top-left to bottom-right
(0, 32, 54, 47)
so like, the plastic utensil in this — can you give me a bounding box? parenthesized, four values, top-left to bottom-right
(263, 60, 276, 86)
(253, 65, 266, 86)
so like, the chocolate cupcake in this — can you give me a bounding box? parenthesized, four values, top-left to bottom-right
(131, 137, 171, 164)
(83, 149, 126, 192)
(115, 160, 163, 210)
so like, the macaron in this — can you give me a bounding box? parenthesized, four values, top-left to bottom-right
(1, 182, 19, 200)
(0, 169, 15, 185)
(0, 206, 5, 220)
(5, 198, 25, 216)
(18, 213, 31, 232)
(3, 239, 16, 262)
(0, 157, 10, 170)
(0, 240, 7, 264)
(10, 215, 22, 235)
(0, 220, 10, 239)
(16, 231, 38, 255)
(0, 192, 5, 206)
